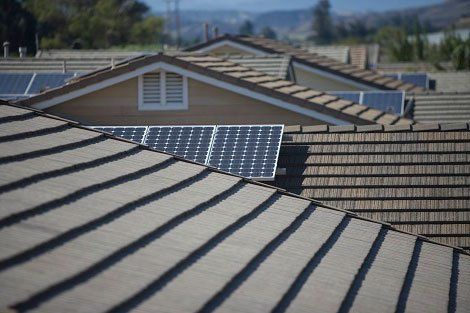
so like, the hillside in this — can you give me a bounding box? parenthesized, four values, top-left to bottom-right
(160, 0, 470, 42)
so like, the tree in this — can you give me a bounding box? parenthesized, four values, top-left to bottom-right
(239, 20, 254, 36)
(375, 27, 413, 61)
(130, 16, 164, 45)
(0, 0, 37, 55)
(23, 0, 161, 49)
(311, 0, 334, 44)
(260, 26, 276, 39)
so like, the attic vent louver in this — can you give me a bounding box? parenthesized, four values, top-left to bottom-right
(139, 71, 187, 110)
(165, 72, 183, 105)
(142, 72, 162, 106)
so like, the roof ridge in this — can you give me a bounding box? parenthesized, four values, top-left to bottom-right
(2, 101, 467, 255)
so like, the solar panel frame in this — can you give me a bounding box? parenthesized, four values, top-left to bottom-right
(0, 73, 34, 94)
(28, 73, 76, 94)
(400, 73, 429, 89)
(90, 126, 149, 144)
(208, 124, 283, 181)
(329, 91, 361, 103)
(361, 91, 405, 115)
(144, 125, 216, 164)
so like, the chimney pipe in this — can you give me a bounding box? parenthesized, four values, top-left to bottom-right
(3, 42, 10, 58)
(203, 22, 209, 42)
(19, 46, 27, 58)
(213, 26, 219, 39)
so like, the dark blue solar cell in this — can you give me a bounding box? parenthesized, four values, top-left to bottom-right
(361, 92, 404, 115)
(208, 125, 283, 180)
(28, 73, 75, 94)
(401, 73, 428, 88)
(384, 73, 399, 80)
(92, 126, 147, 143)
(329, 92, 360, 103)
(144, 126, 216, 163)
(0, 73, 33, 94)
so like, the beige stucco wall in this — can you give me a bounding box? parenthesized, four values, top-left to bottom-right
(45, 77, 324, 126)
(293, 64, 366, 91)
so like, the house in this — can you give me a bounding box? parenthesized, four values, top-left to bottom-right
(0, 102, 468, 312)
(16, 53, 412, 126)
(271, 123, 470, 252)
(186, 35, 424, 93)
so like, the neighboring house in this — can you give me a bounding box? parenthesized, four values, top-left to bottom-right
(186, 35, 423, 93)
(17, 53, 412, 126)
(0, 102, 469, 312)
(272, 123, 470, 251)
(411, 92, 470, 123)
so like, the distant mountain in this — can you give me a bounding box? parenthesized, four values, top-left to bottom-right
(157, 0, 470, 43)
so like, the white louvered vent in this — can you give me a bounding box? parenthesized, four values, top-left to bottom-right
(142, 72, 161, 106)
(139, 70, 187, 110)
(165, 72, 184, 105)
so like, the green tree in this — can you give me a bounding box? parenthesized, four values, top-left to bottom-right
(24, 0, 160, 49)
(239, 20, 254, 36)
(451, 38, 470, 70)
(0, 0, 37, 55)
(130, 16, 164, 45)
(375, 27, 413, 61)
(311, 0, 334, 44)
(260, 26, 277, 39)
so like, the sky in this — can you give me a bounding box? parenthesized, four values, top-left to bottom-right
(144, 0, 444, 13)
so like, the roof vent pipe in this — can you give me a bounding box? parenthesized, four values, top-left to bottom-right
(3, 42, 9, 58)
(19, 47, 27, 58)
(203, 22, 209, 42)
(62, 60, 67, 73)
(213, 26, 219, 39)
(111, 58, 116, 69)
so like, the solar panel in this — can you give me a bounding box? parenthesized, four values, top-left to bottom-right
(208, 125, 283, 180)
(28, 73, 75, 94)
(362, 91, 404, 115)
(0, 73, 33, 94)
(144, 126, 216, 164)
(91, 126, 148, 144)
(384, 73, 399, 80)
(330, 92, 360, 103)
(400, 73, 428, 88)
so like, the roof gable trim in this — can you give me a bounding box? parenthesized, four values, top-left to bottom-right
(31, 60, 349, 125)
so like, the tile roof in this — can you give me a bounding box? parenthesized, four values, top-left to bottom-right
(273, 123, 470, 252)
(428, 72, 470, 93)
(411, 92, 470, 123)
(186, 35, 425, 93)
(0, 102, 469, 312)
(18, 53, 413, 126)
(225, 54, 291, 78)
(306, 45, 369, 69)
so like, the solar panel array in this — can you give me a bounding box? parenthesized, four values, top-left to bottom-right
(384, 73, 429, 89)
(208, 125, 282, 179)
(90, 125, 283, 180)
(92, 126, 148, 143)
(0, 72, 78, 100)
(330, 91, 405, 115)
(145, 126, 215, 164)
